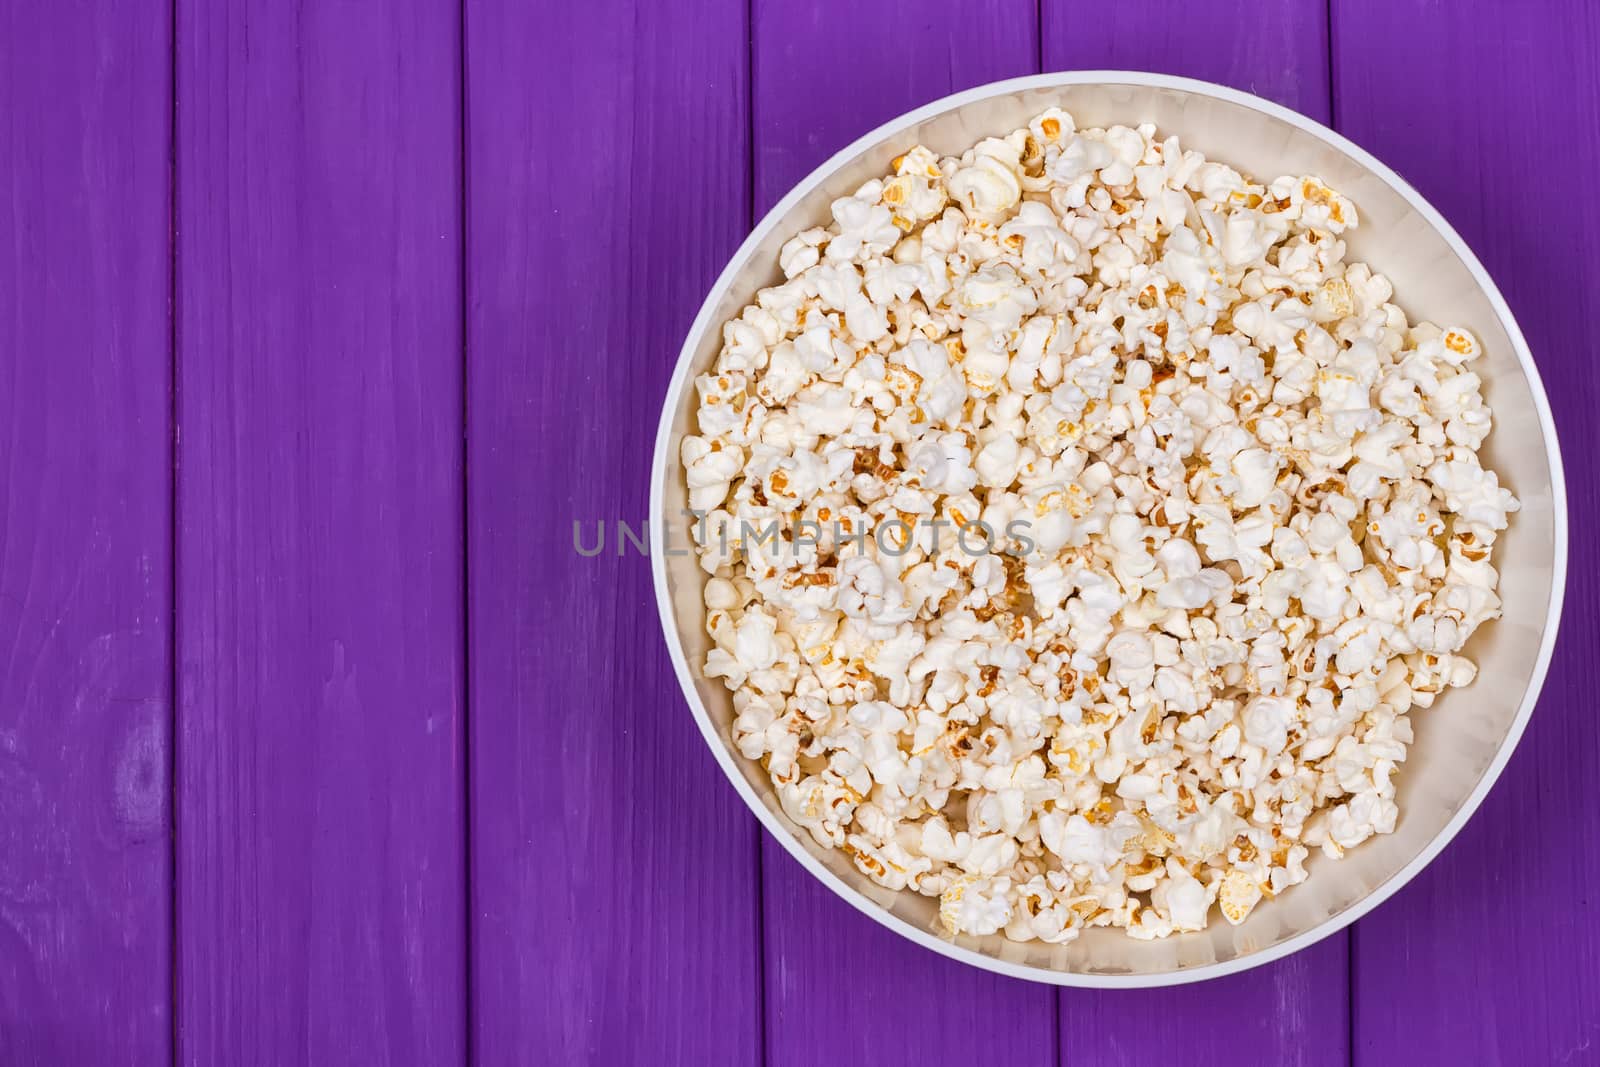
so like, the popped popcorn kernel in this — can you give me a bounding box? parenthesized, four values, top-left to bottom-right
(1218, 870, 1264, 925)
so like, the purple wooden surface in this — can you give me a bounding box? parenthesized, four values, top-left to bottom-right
(1333, 2, 1600, 1062)
(1044, 0, 1332, 121)
(1042, 5, 1352, 1064)
(464, 0, 763, 1063)
(751, 4, 1063, 1064)
(175, 1, 466, 1063)
(0, 3, 172, 1064)
(1, 0, 1597, 1061)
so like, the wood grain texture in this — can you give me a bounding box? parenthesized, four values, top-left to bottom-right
(1059, 944, 1347, 1067)
(0, 3, 172, 1063)
(1332, 2, 1600, 1063)
(1042, 0, 1332, 123)
(2, 0, 1596, 1058)
(463, 1, 761, 1063)
(755, 0, 1043, 199)
(174, 1, 466, 1063)
(752, 4, 1062, 1064)
(1042, 4, 1351, 1063)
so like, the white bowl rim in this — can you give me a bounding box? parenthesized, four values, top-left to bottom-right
(649, 70, 1569, 988)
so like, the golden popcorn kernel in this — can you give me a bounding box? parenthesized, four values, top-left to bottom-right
(851, 447, 898, 481)
(1127, 855, 1161, 876)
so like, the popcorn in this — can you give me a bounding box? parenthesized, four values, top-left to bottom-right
(949, 138, 1023, 219)
(779, 227, 830, 280)
(1217, 869, 1264, 925)
(681, 436, 743, 512)
(684, 110, 1516, 944)
(940, 875, 1013, 935)
(828, 182, 901, 261)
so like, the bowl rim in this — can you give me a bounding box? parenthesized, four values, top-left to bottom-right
(649, 70, 1570, 987)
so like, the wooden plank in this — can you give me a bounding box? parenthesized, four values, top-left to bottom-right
(0, 4, 172, 1064)
(462, 1, 762, 1063)
(751, 4, 1062, 1063)
(1059, 946, 1347, 1066)
(174, 2, 466, 1063)
(1043, 0, 1331, 123)
(1332, 2, 1600, 1061)
(755, 0, 1044, 199)
(1042, 4, 1351, 1062)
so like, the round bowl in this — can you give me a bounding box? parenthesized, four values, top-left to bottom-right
(649, 72, 1567, 986)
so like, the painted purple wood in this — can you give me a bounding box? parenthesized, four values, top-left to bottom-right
(1332, 2, 1600, 1062)
(2, 0, 1598, 1058)
(1043, 0, 1332, 122)
(463, 1, 763, 1063)
(754, 0, 1043, 204)
(0, 4, 171, 1064)
(1059, 944, 1348, 1067)
(1042, 5, 1351, 1063)
(751, 4, 1063, 1063)
(174, 1, 466, 1063)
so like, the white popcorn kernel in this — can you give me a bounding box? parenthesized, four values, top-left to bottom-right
(883, 146, 950, 225)
(1155, 865, 1210, 932)
(1217, 870, 1263, 925)
(1243, 696, 1295, 758)
(974, 433, 1022, 489)
(828, 184, 900, 262)
(999, 201, 1080, 272)
(1040, 811, 1138, 873)
(1438, 326, 1482, 364)
(681, 436, 743, 512)
(779, 227, 829, 279)
(940, 875, 1013, 936)
(949, 138, 1023, 219)
(1049, 134, 1114, 184)
(1028, 108, 1075, 146)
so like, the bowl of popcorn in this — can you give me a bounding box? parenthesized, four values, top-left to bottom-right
(650, 72, 1566, 985)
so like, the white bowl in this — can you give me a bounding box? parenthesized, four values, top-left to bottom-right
(650, 72, 1567, 986)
